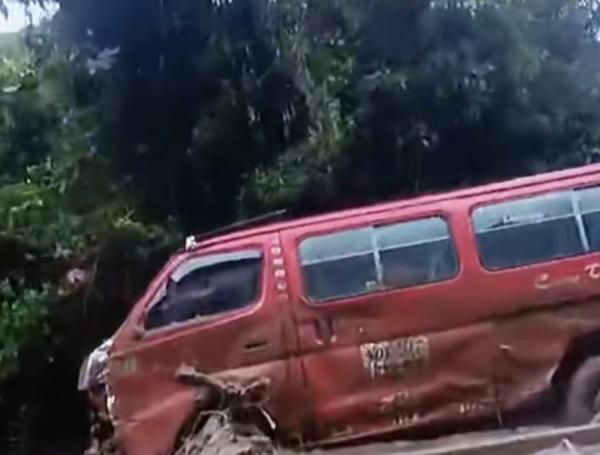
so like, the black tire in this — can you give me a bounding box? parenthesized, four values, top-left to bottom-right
(563, 356, 600, 425)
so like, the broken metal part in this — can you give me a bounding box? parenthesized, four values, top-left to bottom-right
(173, 414, 274, 455)
(172, 365, 276, 455)
(175, 364, 271, 410)
(79, 338, 114, 391)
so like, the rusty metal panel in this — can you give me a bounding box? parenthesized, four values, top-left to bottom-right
(107, 232, 298, 455)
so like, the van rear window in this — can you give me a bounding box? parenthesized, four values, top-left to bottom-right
(472, 187, 600, 270)
(299, 217, 458, 302)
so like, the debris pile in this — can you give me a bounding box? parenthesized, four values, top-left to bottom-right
(173, 365, 275, 455)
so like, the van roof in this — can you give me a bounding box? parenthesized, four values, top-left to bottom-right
(194, 163, 600, 249)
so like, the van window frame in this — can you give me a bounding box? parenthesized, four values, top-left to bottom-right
(470, 184, 600, 272)
(140, 243, 267, 336)
(296, 211, 461, 305)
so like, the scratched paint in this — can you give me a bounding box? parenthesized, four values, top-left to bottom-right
(534, 273, 581, 290)
(360, 336, 430, 378)
(379, 391, 411, 411)
(393, 412, 420, 426)
(585, 263, 600, 279)
(113, 355, 137, 377)
(458, 401, 488, 416)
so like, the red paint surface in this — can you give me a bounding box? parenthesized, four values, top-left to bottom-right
(107, 164, 600, 454)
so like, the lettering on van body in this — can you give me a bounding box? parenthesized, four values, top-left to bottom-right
(360, 336, 429, 378)
(585, 262, 600, 280)
(534, 273, 581, 290)
(533, 262, 600, 291)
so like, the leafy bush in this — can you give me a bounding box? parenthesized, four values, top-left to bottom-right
(0, 280, 53, 380)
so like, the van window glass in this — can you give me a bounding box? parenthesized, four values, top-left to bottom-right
(473, 192, 573, 232)
(473, 191, 584, 269)
(300, 227, 377, 301)
(578, 186, 600, 252)
(145, 250, 262, 330)
(376, 217, 449, 250)
(376, 218, 458, 289)
(299, 217, 457, 302)
(300, 227, 373, 263)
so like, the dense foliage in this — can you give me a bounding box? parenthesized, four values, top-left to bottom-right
(1, 0, 600, 453)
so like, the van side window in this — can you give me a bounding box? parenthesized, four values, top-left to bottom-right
(376, 218, 458, 289)
(300, 228, 378, 301)
(145, 250, 262, 330)
(577, 186, 600, 252)
(472, 191, 584, 269)
(299, 217, 458, 302)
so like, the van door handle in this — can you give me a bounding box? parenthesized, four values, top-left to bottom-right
(244, 340, 268, 352)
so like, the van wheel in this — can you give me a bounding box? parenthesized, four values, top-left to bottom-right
(563, 357, 600, 425)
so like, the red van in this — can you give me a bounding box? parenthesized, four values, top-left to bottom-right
(79, 164, 600, 455)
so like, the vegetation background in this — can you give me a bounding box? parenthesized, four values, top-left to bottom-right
(1, 0, 600, 453)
